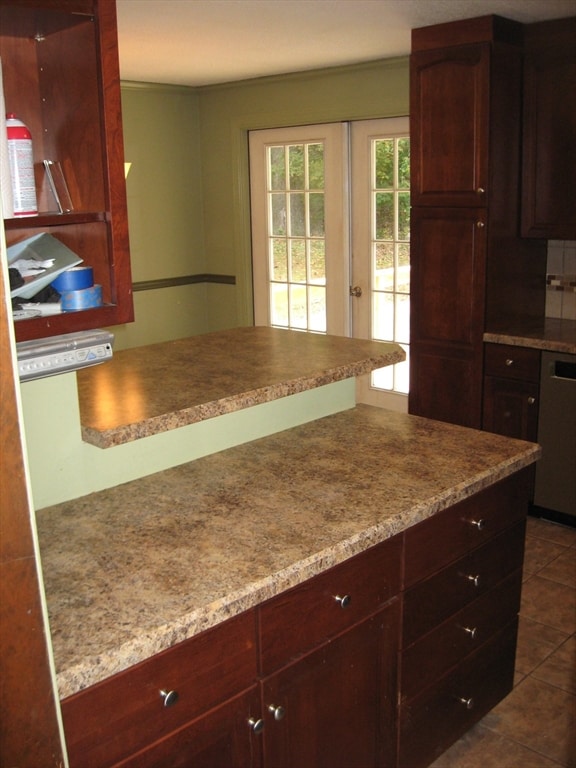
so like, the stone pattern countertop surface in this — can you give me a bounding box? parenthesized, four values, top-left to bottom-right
(484, 317, 576, 354)
(77, 327, 405, 448)
(36, 406, 540, 700)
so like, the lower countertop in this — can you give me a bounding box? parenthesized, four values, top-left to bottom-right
(484, 317, 576, 354)
(36, 406, 540, 700)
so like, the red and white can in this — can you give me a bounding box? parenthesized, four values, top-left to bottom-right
(6, 113, 38, 216)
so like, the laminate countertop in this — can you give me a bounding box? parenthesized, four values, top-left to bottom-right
(484, 317, 576, 354)
(36, 406, 540, 700)
(77, 327, 405, 448)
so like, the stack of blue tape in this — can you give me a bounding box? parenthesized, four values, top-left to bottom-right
(51, 266, 103, 311)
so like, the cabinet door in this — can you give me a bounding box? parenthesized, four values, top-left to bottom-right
(410, 44, 489, 207)
(409, 207, 486, 427)
(261, 602, 399, 768)
(113, 687, 262, 768)
(521, 18, 576, 239)
(482, 376, 539, 441)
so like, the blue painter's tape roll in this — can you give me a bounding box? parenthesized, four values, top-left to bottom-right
(60, 284, 103, 311)
(52, 266, 94, 292)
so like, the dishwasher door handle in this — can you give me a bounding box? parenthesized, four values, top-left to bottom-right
(551, 360, 576, 381)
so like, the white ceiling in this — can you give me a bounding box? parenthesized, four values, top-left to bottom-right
(116, 0, 576, 87)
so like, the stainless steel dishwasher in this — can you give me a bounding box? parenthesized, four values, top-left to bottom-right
(534, 351, 576, 521)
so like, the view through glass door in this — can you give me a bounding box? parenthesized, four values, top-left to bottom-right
(249, 118, 409, 410)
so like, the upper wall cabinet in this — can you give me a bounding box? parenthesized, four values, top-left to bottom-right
(1, 0, 134, 342)
(409, 16, 524, 210)
(521, 17, 576, 240)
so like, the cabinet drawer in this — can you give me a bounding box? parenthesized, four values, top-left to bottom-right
(62, 610, 257, 768)
(112, 686, 262, 768)
(401, 569, 522, 700)
(259, 535, 402, 675)
(484, 344, 541, 382)
(403, 520, 525, 647)
(399, 620, 518, 768)
(404, 471, 529, 588)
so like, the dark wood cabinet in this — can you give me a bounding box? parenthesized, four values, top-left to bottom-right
(408, 206, 487, 428)
(113, 687, 263, 768)
(399, 470, 530, 768)
(260, 604, 399, 768)
(521, 17, 576, 239)
(482, 344, 540, 442)
(409, 16, 547, 429)
(60, 470, 530, 768)
(0, 0, 133, 341)
(61, 611, 258, 768)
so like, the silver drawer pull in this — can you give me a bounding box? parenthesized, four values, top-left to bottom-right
(248, 717, 264, 734)
(268, 704, 285, 721)
(334, 594, 351, 609)
(468, 518, 485, 531)
(160, 689, 179, 707)
(465, 574, 481, 588)
(457, 696, 474, 710)
(462, 625, 478, 640)
(505, 358, 514, 366)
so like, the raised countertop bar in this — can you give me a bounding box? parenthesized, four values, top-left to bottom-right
(484, 317, 576, 354)
(77, 327, 405, 448)
(36, 406, 540, 700)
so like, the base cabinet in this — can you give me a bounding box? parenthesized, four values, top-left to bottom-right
(113, 687, 262, 768)
(398, 472, 529, 768)
(62, 472, 529, 768)
(261, 605, 399, 768)
(483, 343, 541, 442)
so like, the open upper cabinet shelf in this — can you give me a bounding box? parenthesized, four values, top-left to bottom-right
(1, 0, 133, 341)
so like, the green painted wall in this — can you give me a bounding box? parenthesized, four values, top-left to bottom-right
(110, 82, 207, 350)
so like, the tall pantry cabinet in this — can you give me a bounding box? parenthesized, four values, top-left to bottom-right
(408, 16, 547, 428)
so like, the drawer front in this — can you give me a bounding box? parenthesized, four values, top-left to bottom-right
(259, 535, 402, 675)
(404, 470, 529, 588)
(403, 520, 525, 647)
(484, 343, 541, 382)
(112, 686, 263, 768)
(399, 620, 518, 768)
(401, 569, 522, 700)
(62, 610, 257, 768)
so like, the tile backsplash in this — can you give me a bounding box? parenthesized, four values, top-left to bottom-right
(546, 240, 576, 320)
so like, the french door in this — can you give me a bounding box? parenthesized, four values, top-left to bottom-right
(249, 118, 409, 410)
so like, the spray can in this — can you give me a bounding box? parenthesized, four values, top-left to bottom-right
(6, 113, 38, 216)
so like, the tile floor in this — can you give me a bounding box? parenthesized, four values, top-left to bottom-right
(431, 515, 576, 768)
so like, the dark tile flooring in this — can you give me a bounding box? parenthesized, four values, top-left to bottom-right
(430, 516, 576, 768)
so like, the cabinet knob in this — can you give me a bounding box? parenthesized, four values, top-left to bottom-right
(248, 717, 264, 734)
(268, 704, 286, 721)
(464, 573, 481, 588)
(461, 625, 478, 640)
(505, 358, 514, 366)
(527, 396, 536, 405)
(457, 696, 474, 710)
(468, 518, 485, 531)
(159, 689, 179, 708)
(334, 594, 351, 609)
(476, 220, 485, 228)
(476, 187, 485, 195)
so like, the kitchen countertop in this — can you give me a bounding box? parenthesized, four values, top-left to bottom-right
(77, 327, 405, 448)
(484, 317, 576, 354)
(36, 405, 540, 700)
